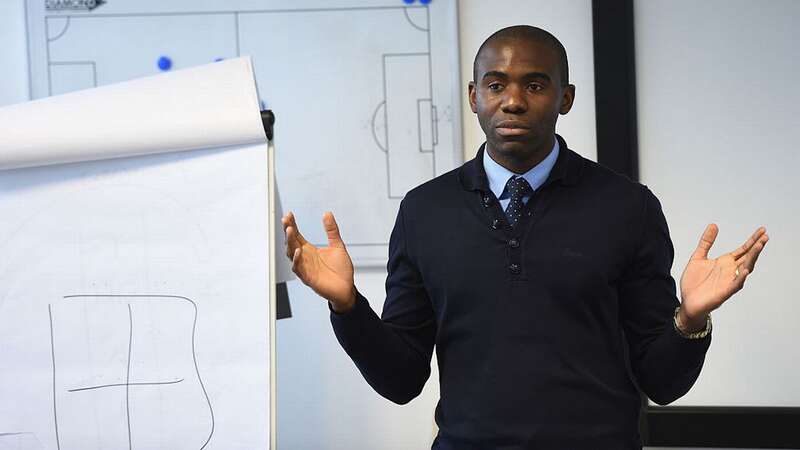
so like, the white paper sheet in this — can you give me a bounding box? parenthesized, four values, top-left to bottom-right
(0, 58, 273, 449)
(0, 57, 264, 170)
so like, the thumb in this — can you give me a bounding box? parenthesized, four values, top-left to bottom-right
(323, 211, 346, 249)
(691, 223, 718, 260)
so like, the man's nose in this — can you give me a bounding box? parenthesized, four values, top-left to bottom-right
(500, 85, 527, 114)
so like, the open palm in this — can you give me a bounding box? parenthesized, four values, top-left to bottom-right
(282, 211, 355, 309)
(680, 224, 769, 320)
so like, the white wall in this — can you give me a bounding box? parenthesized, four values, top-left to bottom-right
(635, 0, 800, 409)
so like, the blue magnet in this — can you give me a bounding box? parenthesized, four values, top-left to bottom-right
(214, 57, 224, 62)
(157, 56, 172, 71)
(420, 0, 431, 4)
(403, 0, 415, 4)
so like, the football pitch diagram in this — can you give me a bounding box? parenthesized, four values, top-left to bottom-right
(27, 0, 462, 265)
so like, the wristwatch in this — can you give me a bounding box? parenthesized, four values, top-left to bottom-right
(673, 306, 712, 339)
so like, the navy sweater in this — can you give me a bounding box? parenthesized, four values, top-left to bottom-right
(331, 136, 711, 449)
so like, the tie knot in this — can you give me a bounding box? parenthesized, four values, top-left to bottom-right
(506, 176, 532, 198)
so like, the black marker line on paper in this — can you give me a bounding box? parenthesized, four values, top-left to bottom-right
(49, 304, 61, 450)
(62, 294, 215, 448)
(68, 378, 184, 393)
(126, 303, 132, 450)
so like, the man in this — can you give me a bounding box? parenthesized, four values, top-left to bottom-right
(282, 26, 768, 449)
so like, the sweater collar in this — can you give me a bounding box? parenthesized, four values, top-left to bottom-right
(458, 134, 583, 192)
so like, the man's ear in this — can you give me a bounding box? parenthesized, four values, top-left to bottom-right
(559, 84, 576, 115)
(468, 81, 478, 113)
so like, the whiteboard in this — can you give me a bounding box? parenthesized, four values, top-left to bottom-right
(25, 0, 464, 266)
(0, 58, 276, 449)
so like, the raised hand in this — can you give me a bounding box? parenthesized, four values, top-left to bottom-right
(679, 224, 769, 327)
(282, 211, 356, 313)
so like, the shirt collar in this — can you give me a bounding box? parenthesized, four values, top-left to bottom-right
(457, 134, 583, 192)
(482, 137, 560, 199)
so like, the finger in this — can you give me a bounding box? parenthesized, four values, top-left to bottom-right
(731, 227, 766, 259)
(285, 212, 308, 246)
(731, 267, 750, 293)
(281, 212, 293, 233)
(281, 212, 289, 228)
(291, 247, 308, 284)
(723, 265, 748, 301)
(281, 213, 291, 243)
(735, 234, 769, 273)
(284, 226, 297, 259)
(285, 226, 310, 260)
(323, 211, 346, 249)
(691, 224, 718, 260)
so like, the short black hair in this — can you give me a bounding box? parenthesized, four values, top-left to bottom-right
(473, 25, 569, 86)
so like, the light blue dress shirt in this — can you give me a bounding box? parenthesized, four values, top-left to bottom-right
(482, 137, 560, 211)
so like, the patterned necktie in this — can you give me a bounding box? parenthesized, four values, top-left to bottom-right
(504, 176, 533, 227)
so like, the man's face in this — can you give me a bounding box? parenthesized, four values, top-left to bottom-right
(469, 38, 575, 162)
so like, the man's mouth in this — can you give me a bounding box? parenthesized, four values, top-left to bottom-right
(495, 121, 530, 137)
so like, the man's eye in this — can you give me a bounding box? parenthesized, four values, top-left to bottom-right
(488, 83, 503, 91)
(528, 83, 544, 91)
